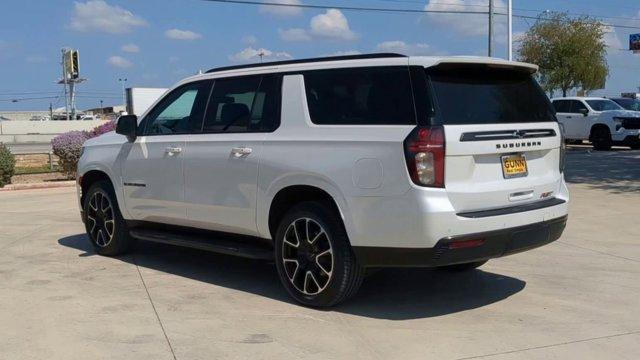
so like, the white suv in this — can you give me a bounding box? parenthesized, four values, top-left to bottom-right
(551, 97, 640, 150)
(77, 54, 569, 307)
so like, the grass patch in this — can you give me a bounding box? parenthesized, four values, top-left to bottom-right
(15, 165, 60, 175)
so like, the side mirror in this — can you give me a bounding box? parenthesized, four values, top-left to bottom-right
(116, 115, 138, 142)
(578, 108, 589, 117)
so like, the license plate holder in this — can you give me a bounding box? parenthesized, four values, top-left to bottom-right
(501, 154, 528, 179)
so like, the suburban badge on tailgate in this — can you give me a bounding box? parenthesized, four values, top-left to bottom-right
(496, 141, 543, 149)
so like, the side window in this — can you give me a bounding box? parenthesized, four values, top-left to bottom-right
(570, 100, 588, 114)
(202, 75, 281, 133)
(552, 100, 570, 113)
(303, 67, 416, 125)
(143, 81, 212, 135)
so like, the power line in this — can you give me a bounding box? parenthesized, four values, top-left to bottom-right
(203, 0, 640, 30)
(203, 0, 488, 14)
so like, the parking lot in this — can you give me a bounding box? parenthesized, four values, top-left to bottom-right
(1, 148, 638, 360)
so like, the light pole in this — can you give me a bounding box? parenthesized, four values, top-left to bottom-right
(118, 78, 127, 108)
(488, 0, 494, 57)
(508, 0, 513, 61)
(100, 100, 103, 117)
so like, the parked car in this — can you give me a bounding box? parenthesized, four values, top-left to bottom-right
(551, 97, 640, 150)
(77, 54, 569, 307)
(610, 97, 640, 112)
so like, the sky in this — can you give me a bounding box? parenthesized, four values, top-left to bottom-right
(1, 0, 639, 111)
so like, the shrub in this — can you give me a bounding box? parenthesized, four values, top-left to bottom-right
(50, 120, 116, 178)
(0, 143, 16, 188)
(51, 130, 90, 178)
(86, 120, 116, 138)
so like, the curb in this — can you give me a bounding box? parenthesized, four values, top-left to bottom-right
(0, 180, 76, 192)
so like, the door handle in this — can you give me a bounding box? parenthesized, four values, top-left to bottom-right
(165, 146, 182, 155)
(231, 147, 252, 158)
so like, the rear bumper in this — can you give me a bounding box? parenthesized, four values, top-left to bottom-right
(353, 215, 567, 267)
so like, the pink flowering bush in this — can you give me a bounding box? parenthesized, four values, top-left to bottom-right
(51, 120, 116, 177)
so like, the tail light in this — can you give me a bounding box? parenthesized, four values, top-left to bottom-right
(404, 126, 445, 187)
(558, 123, 566, 173)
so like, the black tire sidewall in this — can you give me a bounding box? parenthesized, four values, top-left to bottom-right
(83, 181, 130, 256)
(592, 128, 612, 151)
(274, 202, 358, 307)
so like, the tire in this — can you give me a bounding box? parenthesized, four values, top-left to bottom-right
(274, 201, 364, 307)
(83, 180, 132, 256)
(439, 260, 488, 272)
(591, 127, 612, 151)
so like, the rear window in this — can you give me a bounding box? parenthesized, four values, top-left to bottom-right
(428, 66, 555, 125)
(303, 67, 416, 125)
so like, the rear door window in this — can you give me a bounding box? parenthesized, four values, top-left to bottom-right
(202, 75, 281, 133)
(428, 66, 555, 125)
(553, 100, 571, 113)
(303, 67, 416, 125)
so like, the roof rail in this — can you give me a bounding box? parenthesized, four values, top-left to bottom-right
(205, 53, 407, 74)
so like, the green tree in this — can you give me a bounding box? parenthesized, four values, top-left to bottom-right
(518, 12, 609, 97)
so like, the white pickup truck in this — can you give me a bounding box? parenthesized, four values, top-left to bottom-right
(551, 97, 640, 150)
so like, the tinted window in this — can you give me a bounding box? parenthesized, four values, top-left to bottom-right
(612, 98, 640, 111)
(303, 67, 416, 125)
(202, 75, 281, 133)
(428, 66, 555, 124)
(553, 100, 571, 113)
(569, 100, 588, 114)
(143, 81, 211, 135)
(586, 99, 623, 111)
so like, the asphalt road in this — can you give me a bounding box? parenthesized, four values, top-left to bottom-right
(0, 149, 638, 359)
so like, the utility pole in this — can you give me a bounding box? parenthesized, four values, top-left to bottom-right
(488, 0, 494, 57)
(61, 49, 69, 120)
(508, 0, 513, 61)
(258, 50, 265, 63)
(100, 100, 103, 117)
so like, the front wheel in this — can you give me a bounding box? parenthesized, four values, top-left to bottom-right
(83, 181, 132, 256)
(591, 127, 612, 151)
(274, 201, 364, 307)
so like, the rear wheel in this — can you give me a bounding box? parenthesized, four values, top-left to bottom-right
(591, 127, 612, 151)
(274, 201, 364, 307)
(83, 181, 132, 256)
(439, 260, 488, 272)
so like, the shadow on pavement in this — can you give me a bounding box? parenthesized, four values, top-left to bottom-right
(564, 148, 640, 193)
(59, 234, 526, 320)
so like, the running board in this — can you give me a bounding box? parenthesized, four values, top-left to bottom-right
(129, 228, 274, 260)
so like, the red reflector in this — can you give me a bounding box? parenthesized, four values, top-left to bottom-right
(448, 239, 485, 250)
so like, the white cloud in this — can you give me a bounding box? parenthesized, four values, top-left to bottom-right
(121, 43, 140, 53)
(107, 55, 132, 68)
(229, 47, 292, 62)
(424, 0, 506, 38)
(279, 28, 311, 42)
(310, 9, 357, 41)
(165, 29, 202, 41)
(242, 35, 258, 45)
(259, 0, 303, 17)
(376, 41, 446, 56)
(325, 50, 362, 56)
(70, 0, 146, 34)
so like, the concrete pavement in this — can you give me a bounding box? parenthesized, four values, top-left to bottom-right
(0, 150, 638, 359)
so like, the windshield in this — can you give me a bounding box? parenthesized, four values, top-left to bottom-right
(613, 98, 640, 111)
(585, 99, 623, 111)
(427, 66, 555, 124)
